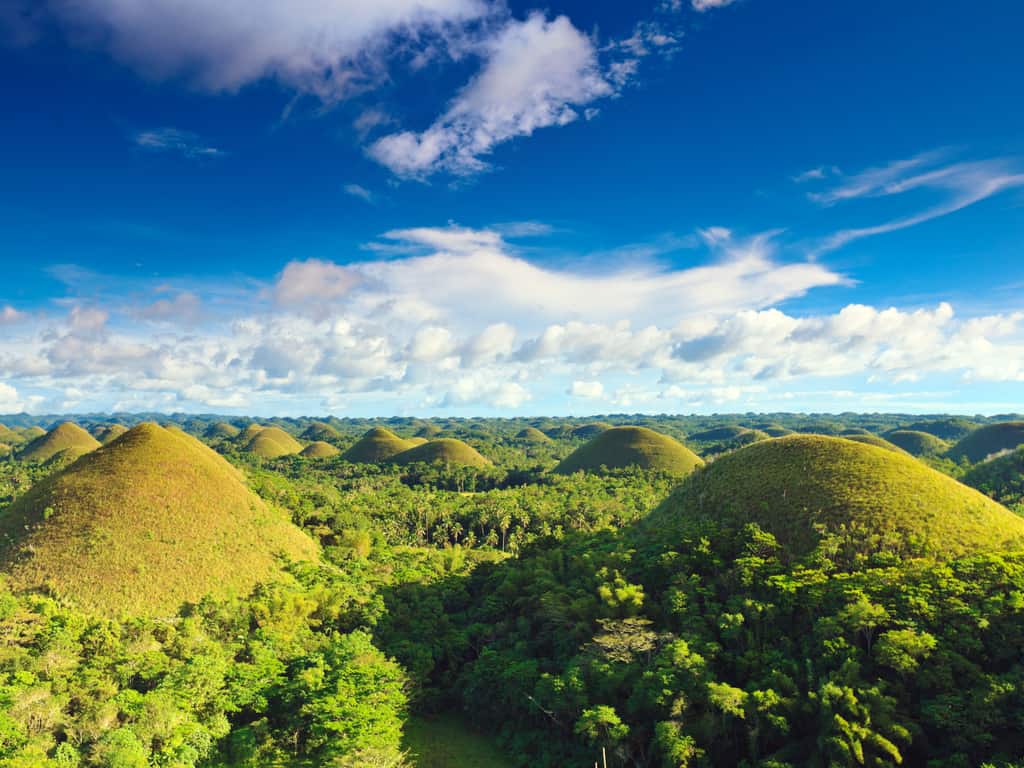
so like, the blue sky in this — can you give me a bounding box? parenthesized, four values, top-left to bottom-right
(0, 0, 1022, 416)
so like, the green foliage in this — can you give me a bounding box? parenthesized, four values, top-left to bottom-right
(883, 429, 949, 456)
(390, 439, 492, 468)
(948, 421, 1024, 463)
(343, 429, 419, 463)
(963, 446, 1024, 513)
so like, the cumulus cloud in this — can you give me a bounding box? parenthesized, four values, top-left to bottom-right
(273, 259, 361, 306)
(41, 0, 489, 102)
(368, 13, 614, 177)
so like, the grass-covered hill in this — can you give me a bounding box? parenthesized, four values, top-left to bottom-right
(301, 421, 341, 441)
(843, 433, 909, 454)
(93, 423, 128, 444)
(18, 422, 100, 463)
(20, 426, 46, 440)
(554, 426, 704, 476)
(903, 417, 978, 442)
(343, 427, 418, 463)
(244, 426, 303, 458)
(237, 423, 268, 444)
(515, 427, 552, 443)
(947, 421, 1024, 463)
(569, 422, 612, 439)
(649, 434, 1024, 561)
(300, 440, 340, 458)
(962, 446, 1024, 511)
(205, 421, 240, 439)
(0, 423, 318, 615)
(391, 438, 492, 467)
(884, 429, 949, 456)
(0, 424, 22, 445)
(688, 425, 750, 442)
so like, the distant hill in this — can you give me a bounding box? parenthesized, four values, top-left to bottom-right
(18, 422, 100, 463)
(648, 435, 1024, 561)
(516, 427, 552, 443)
(962, 446, 1024, 511)
(555, 426, 704, 476)
(0, 423, 318, 615)
(244, 426, 303, 458)
(843, 433, 909, 454)
(94, 424, 128, 445)
(947, 422, 1024, 463)
(237, 423, 267, 444)
(301, 441, 340, 458)
(688, 425, 750, 442)
(205, 422, 240, 439)
(343, 428, 418, 463)
(301, 421, 341, 441)
(903, 417, 978, 442)
(390, 438, 491, 467)
(884, 429, 949, 457)
(570, 422, 613, 439)
(0, 425, 22, 444)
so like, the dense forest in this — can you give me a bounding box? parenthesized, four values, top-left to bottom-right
(0, 413, 1022, 767)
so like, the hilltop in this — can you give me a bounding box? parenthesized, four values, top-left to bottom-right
(343, 427, 418, 463)
(555, 426, 704, 476)
(390, 438, 491, 467)
(205, 421, 240, 439)
(570, 422, 612, 439)
(516, 427, 553, 443)
(843, 433, 909, 454)
(963, 446, 1024, 511)
(0, 423, 317, 615)
(93, 424, 128, 445)
(301, 421, 341, 441)
(947, 422, 1024, 463)
(18, 422, 100, 463)
(884, 429, 949, 456)
(301, 441, 341, 458)
(648, 435, 1024, 561)
(244, 426, 303, 458)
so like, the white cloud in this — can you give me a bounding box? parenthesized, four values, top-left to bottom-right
(569, 380, 605, 399)
(810, 155, 1024, 255)
(274, 259, 360, 306)
(45, 0, 489, 102)
(343, 183, 376, 203)
(134, 128, 223, 158)
(0, 383, 24, 412)
(692, 0, 738, 11)
(368, 13, 614, 177)
(0, 306, 25, 324)
(134, 291, 203, 324)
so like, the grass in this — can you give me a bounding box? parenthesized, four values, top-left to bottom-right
(300, 440, 340, 458)
(903, 417, 978, 442)
(515, 427, 552, 443)
(301, 421, 341, 440)
(205, 421, 241, 439)
(391, 439, 492, 467)
(555, 426, 704, 476)
(94, 423, 128, 444)
(884, 429, 949, 457)
(403, 715, 513, 768)
(963, 446, 1024, 512)
(843, 433, 910, 454)
(18, 422, 100, 463)
(688, 425, 750, 442)
(344, 427, 419, 463)
(649, 434, 1024, 561)
(0, 423, 318, 616)
(947, 422, 1024, 463)
(245, 426, 303, 458)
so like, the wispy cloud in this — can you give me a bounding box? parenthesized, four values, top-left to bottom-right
(343, 183, 376, 203)
(133, 128, 224, 159)
(691, 0, 738, 11)
(808, 153, 1024, 255)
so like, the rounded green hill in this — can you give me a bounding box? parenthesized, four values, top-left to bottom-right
(688, 425, 750, 442)
(649, 435, 1024, 561)
(884, 429, 949, 457)
(205, 422, 241, 439)
(343, 427, 417, 463)
(904, 418, 977, 442)
(244, 426, 303, 458)
(18, 422, 100, 463)
(301, 421, 341, 441)
(0, 425, 21, 444)
(0, 423, 318, 616)
(516, 427, 552, 443)
(947, 422, 1024, 464)
(554, 426, 704, 476)
(390, 438, 491, 467)
(236, 423, 267, 443)
(94, 424, 129, 445)
(301, 441, 341, 458)
(21, 426, 46, 440)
